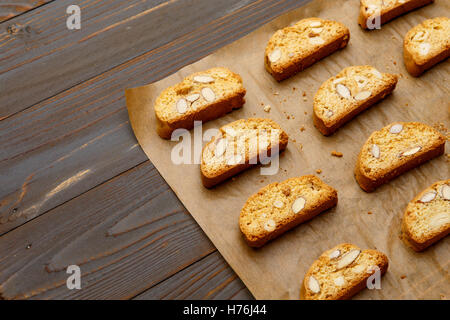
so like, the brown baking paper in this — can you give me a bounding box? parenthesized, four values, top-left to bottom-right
(126, 0, 449, 299)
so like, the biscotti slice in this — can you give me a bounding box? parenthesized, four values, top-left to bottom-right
(154, 67, 246, 139)
(402, 180, 450, 251)
(313, 65, 398, 135)
(355, 122, 446, 192)
(403, 17, 450, 76)
(265, 18, 350, 81)
(301, 244, 389, 300)
(239, 176, 337, 247)
(359, 0, 434, 30)
(201, 118, 288, 188)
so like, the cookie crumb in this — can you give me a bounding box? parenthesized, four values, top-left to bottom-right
(273, 91, 279, 96)
(368, 211, 373, 215)
(400, 275, 406, 279)
(286, 115, 290, 120)
(302, 91, 307, 97)
(316, 169, 322, 174)
(331, 151, 343, 157)
(263, 105, 271, 112)
(292, 87, 296, 91)
(304, 111, 308, 115)
(300, 126, 305, 132)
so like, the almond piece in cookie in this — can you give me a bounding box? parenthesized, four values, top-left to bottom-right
(402, 180, 450, 251)
(355, 122, 445, 192)
(152, 67, 246, 139)
(358, 0, 435, 30)
(239, 175, 338, 247)
(404, 17, 450, 76)
(301, 243, 389, 300)
(313, 65, 398, 135)
(201, 118, 288, 188)
(265, 18, 350, 81)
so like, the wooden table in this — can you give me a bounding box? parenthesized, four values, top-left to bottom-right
(0, 0, 311, 300)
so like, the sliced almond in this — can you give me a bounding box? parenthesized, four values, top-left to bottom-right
(268, 48, 282, 63)
(371, 69, 383, 79)
(308, 276, 320, 294)
(273, 200, 284, 209)
(334, 276, 345, 286)
(329, 249, 341, 259)
(420, 191, 436, 203)
(176, 98, 188, 114)
(263, 219, 276, 232)
(418, 43, 431, 56)
(225, 127, 237, 137)
(336, 249, 360, 270)
(366, 4, 379, 14)
(353, 264, 366, 273)
(191, 101, 201, 111)
(412, 30, 428, 42)
(214, 138, 227, 158)
(371, 144, 380, 159)
(193, 75, 214, 83)
(309, 21, 322, 28)
(308, 36, 325, 45)
(401, 146, 421, 157)
(354, 90, 372, 101)
(429, 213, 450, 229)
(332, 77, 346, 85)
(226, 154, 243, 166)
(439, 185, 450, 200)
(336, 84, 351, 99)
(292, 197, 306, 213)
(310, 27, 323, 35)
(389, 124, 403, 134)
(354, 75, 369, 88)
(201, 87, 216, 102)
(186, 93, 200, 103)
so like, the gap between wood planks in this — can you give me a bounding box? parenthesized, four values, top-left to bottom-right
(0, 1, 55, 24)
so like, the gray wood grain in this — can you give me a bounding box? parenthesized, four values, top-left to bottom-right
(0, 162, 215, 299)
(0, 0, 258, 119)
(135, 252, 253, 300)
(0, 0, 52, 22)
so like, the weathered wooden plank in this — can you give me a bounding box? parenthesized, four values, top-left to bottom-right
(0, 161, 216, 300)
(134, 251, 253, 300)
(0, 0, 309, 235)
(0, 0, 260, 119)
(0, 1, 52, 22)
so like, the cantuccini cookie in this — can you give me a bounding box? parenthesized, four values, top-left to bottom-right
(313, 65, 398, 135)
(404, 17, 450, 76)
(355, 122, 446, 192)
(239, 175, 337, 247)
(265, 18, 350, 81)
(201, 118, 288, 188)
(402, 180, 450, 251)
(359, 0, 434, 30)
(154, 67, 246, 139)
(301, 243, 389, 300)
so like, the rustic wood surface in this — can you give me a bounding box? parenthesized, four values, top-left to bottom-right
(0, 0, 52, 22)
(0, 0, 310, 299)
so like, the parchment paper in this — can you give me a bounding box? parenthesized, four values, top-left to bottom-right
(126, 0, 449, 299)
